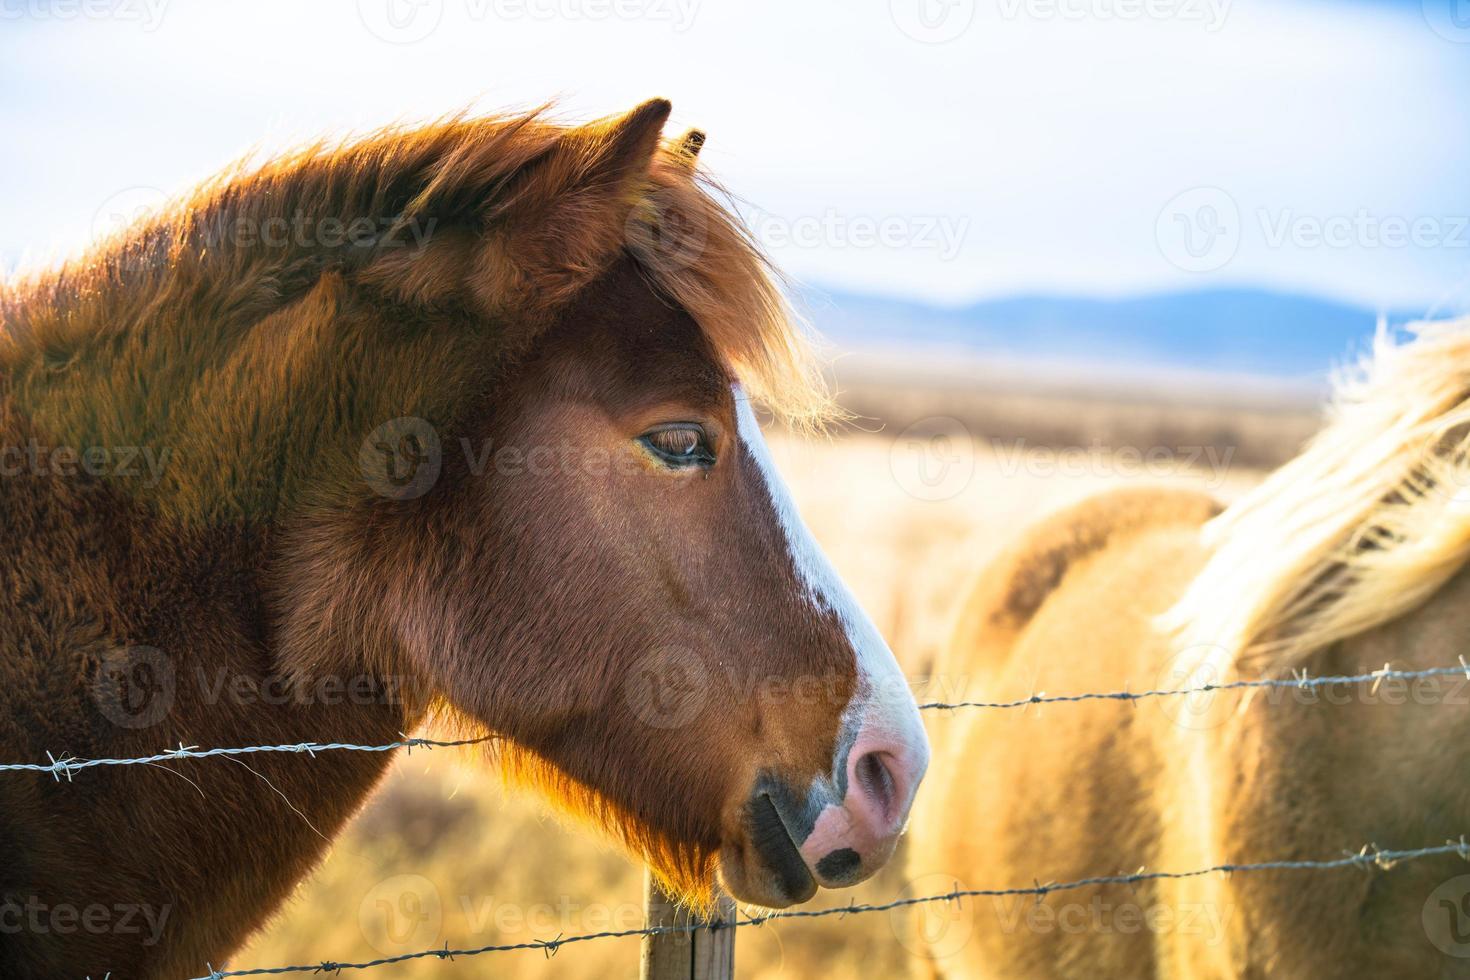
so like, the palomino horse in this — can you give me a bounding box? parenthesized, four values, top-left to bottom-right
(0, 100, 928, 978)
(914, 320, 1470, 977)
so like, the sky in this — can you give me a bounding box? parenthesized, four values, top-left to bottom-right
(1, 0, 1467, 315)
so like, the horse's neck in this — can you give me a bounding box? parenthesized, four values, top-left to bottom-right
(0, 455, 417, 969)
(2, 275, 487, 527)
(1211, 564, 1470, 878)
(0, 278, 437, 759)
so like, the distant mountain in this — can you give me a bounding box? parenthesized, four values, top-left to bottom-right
(800, 287, 1426, 380)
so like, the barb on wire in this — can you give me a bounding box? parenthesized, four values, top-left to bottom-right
(0, 736, 494, 781)
(189, 837, 1470, 978)
(919, 662, 1470, 711)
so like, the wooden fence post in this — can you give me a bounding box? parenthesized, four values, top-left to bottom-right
(640, 868, 736, 980)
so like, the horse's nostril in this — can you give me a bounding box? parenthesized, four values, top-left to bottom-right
(854, 750, 897, 823)
(815, 847, 862, 885)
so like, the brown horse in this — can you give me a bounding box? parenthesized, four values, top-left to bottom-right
(0, 100, 929, 978)
(913, 320, 1470, 977)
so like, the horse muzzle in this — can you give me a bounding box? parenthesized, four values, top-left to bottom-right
(720, 717, 928, 908)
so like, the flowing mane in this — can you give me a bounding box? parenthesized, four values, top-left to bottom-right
(1167, 316, 1470, 671)
(0, 105, 830, 523)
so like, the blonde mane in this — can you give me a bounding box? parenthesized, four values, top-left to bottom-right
(1167, 317, 1470, 672)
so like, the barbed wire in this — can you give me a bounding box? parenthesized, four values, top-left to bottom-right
(0, 735, 494, 781)
(3, 660, 1466, 778)
(2, 661, 1462, 973)
(191, 836, 1470, 978)
(917, 659, 1470, 711)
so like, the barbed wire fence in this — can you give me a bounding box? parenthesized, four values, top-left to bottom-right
(185, 839, 1470, 980)
(5, 660, 1469, 978)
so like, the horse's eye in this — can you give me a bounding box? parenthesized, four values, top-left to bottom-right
(639, 424, 715, 468)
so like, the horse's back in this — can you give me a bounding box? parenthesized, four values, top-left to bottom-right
(938, 486, 1220, 681)
(912, 486, 1222, 980)
(913, 484, 1470, 979)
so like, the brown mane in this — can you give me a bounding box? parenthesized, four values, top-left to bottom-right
(0, 103, 830, 524)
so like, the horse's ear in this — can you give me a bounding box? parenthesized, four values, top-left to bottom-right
(483, 97, 671, 314)
(676, 129, 706, 165)
(361, 99, 674, 322)
(569, 98, 675, 187)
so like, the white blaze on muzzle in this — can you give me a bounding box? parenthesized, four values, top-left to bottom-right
(733, 388, 930, 884)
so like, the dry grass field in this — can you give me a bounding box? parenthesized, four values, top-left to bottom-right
(232, 364, 1318, 979)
